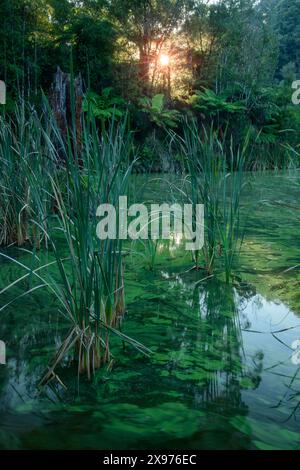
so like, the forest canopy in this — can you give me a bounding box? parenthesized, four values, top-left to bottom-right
(0, 0, 300, 168)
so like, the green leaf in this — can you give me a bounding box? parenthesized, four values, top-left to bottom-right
(151, 94, 164, 112)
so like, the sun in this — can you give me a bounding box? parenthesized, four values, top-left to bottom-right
(159, 54, 170, 67)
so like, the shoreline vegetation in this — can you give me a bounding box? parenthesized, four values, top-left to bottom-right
(0, 96, 298, 384)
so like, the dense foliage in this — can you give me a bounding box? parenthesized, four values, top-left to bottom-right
(0, 0, 300, 167)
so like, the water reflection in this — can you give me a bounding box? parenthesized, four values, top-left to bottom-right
(163, 275, 264, 413)
(2, 167, 300, 448)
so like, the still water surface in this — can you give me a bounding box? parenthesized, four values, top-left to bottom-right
(1, 172, 300, 450)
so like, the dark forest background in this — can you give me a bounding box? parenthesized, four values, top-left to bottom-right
(1, 0, 300, 168)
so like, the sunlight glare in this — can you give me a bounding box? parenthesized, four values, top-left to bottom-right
(159, 54, 170, 67)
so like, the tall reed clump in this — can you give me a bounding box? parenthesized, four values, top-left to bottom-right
(0, 104, 56, 248)
(178, 120, 247, 282)
(37, 112, 150, 384)
(1, 107, 151, 386)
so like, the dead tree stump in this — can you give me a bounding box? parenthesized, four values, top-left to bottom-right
(50, 67, 84, 160)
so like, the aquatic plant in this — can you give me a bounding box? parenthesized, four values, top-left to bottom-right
(177, 120, 247, 282)
(0, 105, 55, 247)
(39, 114, 148, 382)
(0, 109, 151, 385)
(249, 140, 299, 171)
(218, 138, 248, 282)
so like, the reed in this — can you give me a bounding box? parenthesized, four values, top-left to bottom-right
(39, 113, 140, 381)
(0, 106, 151, 385)
(178, 119, 247, 282)
(0, 104, 55, 247)
(248, 140, 299, 171)
(218, 138, 247, 282)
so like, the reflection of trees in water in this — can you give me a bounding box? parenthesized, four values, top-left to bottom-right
(0, 266, 68, 406)
(0, 326, 69, 411)
(176, 279, 264, 413)
(193, 282, 244, 409)
(0, 270, 264, 417)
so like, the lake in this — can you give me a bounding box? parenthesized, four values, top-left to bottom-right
(1, 171, 300, 450)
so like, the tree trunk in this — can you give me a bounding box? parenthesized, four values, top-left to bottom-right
(139, 46, 150, 94)
(50, 67, 83, 160)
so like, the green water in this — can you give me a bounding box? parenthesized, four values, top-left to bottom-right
(1, 172, 300, 450)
